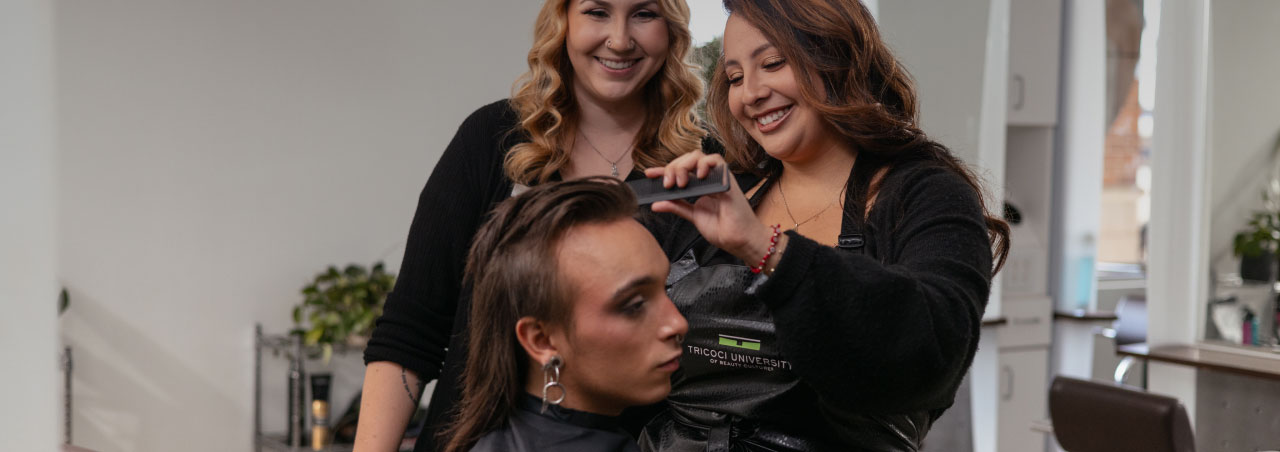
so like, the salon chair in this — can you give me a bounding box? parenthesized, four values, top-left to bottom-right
(1110, 295, 1148, 386)
(1048, 376, 1195, 452)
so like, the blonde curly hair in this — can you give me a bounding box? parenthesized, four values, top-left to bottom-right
(505, 0, 706, 185)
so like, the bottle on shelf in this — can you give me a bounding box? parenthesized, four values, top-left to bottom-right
(288, 334, 306, 448)
(311, 373, 333, 451)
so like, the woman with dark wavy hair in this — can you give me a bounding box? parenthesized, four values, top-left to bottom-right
(640, 0, 1010, 450)
(355, 1, 707, 451)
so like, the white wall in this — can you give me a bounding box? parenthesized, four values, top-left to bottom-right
(686, 0, 876, 47)
(688, 0, 729, 45)
(1207, 0, 1280, 259)
(54, 1, 540, 450)
(879, 0, 993, 168)
(1, 1, 59, 451)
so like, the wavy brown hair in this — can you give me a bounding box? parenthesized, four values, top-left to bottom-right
(505, 0, 706, 185)
(708, 0, 1009, 272)
(439, 177, 638, 452)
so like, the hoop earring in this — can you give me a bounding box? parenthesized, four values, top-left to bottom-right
(541, 355, 566, 413)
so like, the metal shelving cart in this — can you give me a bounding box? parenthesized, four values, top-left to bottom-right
(255, 324, 409, 452)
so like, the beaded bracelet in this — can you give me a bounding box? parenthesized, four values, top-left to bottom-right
(751, 224, 782, 274)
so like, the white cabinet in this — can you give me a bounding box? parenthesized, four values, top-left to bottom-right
(997, 348, 1050, 452)
(1007, 0, 1062, 125)
(997, 295, 1052, 452)
(999, 296, 1053, 349)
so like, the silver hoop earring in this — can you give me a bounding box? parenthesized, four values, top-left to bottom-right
(541, 355, 566, 413)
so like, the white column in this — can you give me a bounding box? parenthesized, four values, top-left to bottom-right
(1049, 0, 1106, 388)
(979, 0, 1010, 319)
(971, 0, 1009, 449)
(1051, 0, 1106, 314)
(1146, 0, 1212, 421)
(0, 0, 60, 450)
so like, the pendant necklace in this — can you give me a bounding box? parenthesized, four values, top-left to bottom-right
(579, 131, 634, 177)
(777, 177, 846, 231)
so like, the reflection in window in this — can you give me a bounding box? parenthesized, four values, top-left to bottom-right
(1099, 0, 1154, 266)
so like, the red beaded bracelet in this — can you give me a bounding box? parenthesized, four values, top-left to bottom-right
(751, 224, 782, 274)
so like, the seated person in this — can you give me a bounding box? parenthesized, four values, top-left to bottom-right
(440, 177, 688, 452)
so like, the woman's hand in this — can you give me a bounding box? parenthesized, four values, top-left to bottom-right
(644, 152, 775, 265)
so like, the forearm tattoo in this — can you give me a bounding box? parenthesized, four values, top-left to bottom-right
(401, 367, 426, 405)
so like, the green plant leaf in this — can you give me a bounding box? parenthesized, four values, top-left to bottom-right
(357, 310, 377, 334)
(304, 327, 324, 345)
(291, 262, 396, 351)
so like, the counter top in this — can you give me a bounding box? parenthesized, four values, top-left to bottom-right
(1053, 310, 1118, 322)
(1116, 343, 1280, 382)
(981, 316, 1008, 327)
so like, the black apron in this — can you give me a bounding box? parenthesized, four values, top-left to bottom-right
(639, 174, 933, 452)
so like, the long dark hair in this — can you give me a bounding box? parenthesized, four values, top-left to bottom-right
(439, 177, 638, 452)
(708, 0, 1009, 272)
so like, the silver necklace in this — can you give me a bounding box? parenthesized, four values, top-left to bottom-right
(776, 177, 845, 231)
(578, 131, 634, 177)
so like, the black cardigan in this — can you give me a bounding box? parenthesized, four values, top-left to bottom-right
(646, 157, 994, 423)
(364, 99, 521, 452)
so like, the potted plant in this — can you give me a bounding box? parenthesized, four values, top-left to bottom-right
(1233, 192, 1280, 282)
(292, 262, 396, 361)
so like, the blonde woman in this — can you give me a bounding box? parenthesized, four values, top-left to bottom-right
(354, 1, 706, 451)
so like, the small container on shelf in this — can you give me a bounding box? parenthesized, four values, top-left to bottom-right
(255, 324, 373, 452)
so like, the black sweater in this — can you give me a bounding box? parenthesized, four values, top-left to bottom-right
(763, 161, 992, 416)
(364, 99, 523, 452)
(646, 158, 994, 425)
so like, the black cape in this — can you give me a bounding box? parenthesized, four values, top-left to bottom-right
(470, 393, 641, 452)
